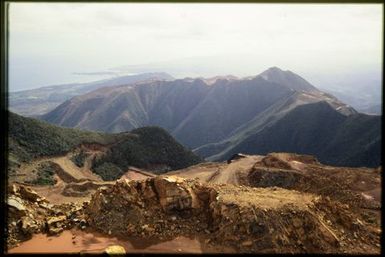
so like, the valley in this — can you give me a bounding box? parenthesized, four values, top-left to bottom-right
(6, 112, 381, 253)
(6, 69, 381, 254)
(35, 67, 381, 168)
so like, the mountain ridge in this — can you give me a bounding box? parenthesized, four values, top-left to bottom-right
(197, 101, 380, 168)
(37, 67, 379, 167)
(9, 72, 174, 117)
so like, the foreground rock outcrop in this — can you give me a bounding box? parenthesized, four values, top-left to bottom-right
(7, 184, 91, 248)
(85, 176, 380, 253)
(7, 153, 381, 254)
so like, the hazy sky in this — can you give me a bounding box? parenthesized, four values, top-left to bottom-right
(9, 3, 383, 92)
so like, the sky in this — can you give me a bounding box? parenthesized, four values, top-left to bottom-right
(9, 3, 383, 92)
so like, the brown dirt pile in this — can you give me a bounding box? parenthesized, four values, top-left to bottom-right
(244, 155, 381, 211)
(254, 153, 319, 169)
(85, 176, 380, 253)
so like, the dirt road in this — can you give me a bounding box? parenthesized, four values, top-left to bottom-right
(167, 155, 263, 185)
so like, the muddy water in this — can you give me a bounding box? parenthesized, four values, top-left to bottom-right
(8, 229, 232, 254)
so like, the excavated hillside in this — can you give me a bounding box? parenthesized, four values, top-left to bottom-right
(85, 175, 381, 253)
(170, 153, 381, 209)
(7, 153, 381, 254)
(9, 111, 202, 183)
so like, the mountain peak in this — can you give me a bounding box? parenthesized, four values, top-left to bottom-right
(258, 67, 319, 93)
(265, 66, 286, 73)
(260, 66, 292, 78)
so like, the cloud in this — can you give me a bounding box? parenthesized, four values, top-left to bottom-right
(8, 3, 383, 91)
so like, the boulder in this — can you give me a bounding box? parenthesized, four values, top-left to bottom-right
(153, 176, 199, 212)
(19, 186, 41, 202)
(104, 245, 126, 255)
(20, 216, 39, 234)
(38, 202, 53, 210)
(46, 215, 67, 234)
(48, 227, 64, 235)
(7, 196, 27, 216)
(47, 215, 67, 226)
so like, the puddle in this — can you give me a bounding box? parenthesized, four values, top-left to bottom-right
(8, 229, 232, 254)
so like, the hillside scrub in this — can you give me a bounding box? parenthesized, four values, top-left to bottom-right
(8, 112, 116, 162)
(25, 162, 57, 186)
(91, 127, 202, 180)
(9, 112, 202, 179)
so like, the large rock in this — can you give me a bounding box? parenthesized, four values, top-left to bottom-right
(46, 215, 67, 235)
(48, 227, 64, 235)
(104, 245, 126, 255)
(7, 183, 84, 248)
(46, 215, 67, 226)
(20, 216, 39, 235)
(84, 176, 380, 254)
(18, 186, 44, 202)
(7, 196, 27, 216)
(153, 176, 200, 212)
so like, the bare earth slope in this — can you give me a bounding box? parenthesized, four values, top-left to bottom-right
(7, 153, 381, 254)
(169, 153, 381, 211)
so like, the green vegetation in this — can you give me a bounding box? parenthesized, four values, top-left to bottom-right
(8, 112, 119, 163)
(92, 162, 124, 181)
(91, 126, 202, 180)
(218, 102, 381, 168)
(9, 112, 202, 180)
(70, 150, 88, 167)
(8, 152, 22, 176)
(26, 162, 57, 186)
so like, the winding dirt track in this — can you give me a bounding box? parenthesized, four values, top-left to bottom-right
(167, 155, 263, 185)
(12, 148, 110, 204)
(51, 156, 101, 182)
(213, 155, 263, 184)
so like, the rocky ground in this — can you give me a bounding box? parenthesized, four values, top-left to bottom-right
(171, 153, 382, 228)
(7, 184, 92, 249)
(6, 153, 382, 254)
(85, 176, 381, 254)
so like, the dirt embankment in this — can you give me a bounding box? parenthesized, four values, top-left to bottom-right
(62, 181, 114, 197)
(168, 155, 263, 185)
(170, 153, 381, 227)
(85, 176, 380, 254)
(239, 153, 381, 226)
(120, 166, 155, 181)
(7, 152, 381, 254)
